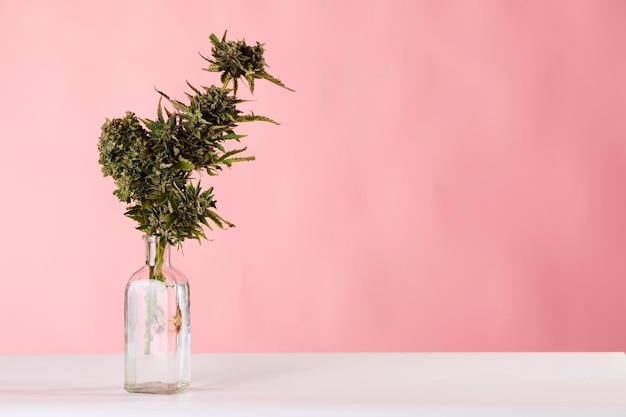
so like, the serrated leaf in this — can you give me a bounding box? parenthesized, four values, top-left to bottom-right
(238, 114, 280, 124)
(259, 71, 295, 92)
(221, 156, 255, 166)
(155, 89, 171, 100)
(218, 147, 248, 161)
(186, 81, 201, 95)
(206, 211, 223, 228)
(206, 210, 235, 229)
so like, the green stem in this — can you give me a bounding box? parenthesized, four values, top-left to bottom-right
(143, 239, 166, 355)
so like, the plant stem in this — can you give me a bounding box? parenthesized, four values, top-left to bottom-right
(143, 240, 166, 355)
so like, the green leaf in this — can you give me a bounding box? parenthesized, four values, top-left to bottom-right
(157, 97, 164, 123)
(206, 210, 235, 229)
(220, 133, 247, 141)
(198, 50, 212, 63)
(221, 72, 230, 85)
(238, 114, 280, 124)
(206, 211, 223, 228)
(176, 157, 194, 171)
(185, 81, 201, 95)
(209, 33, 222, 47)
(221, 156, 255, 166)
(155, 89, 171, 100)
(217, 147, 248, 161)
(259, 71, 295, 92)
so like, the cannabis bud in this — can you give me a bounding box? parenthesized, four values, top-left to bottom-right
(203, 31, 294, 95)
(98, 32, 292, 247)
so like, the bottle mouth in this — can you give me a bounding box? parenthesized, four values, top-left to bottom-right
(143, 235, 158, 243)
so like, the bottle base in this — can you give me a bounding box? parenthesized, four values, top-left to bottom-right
(124, 381, 190, 395)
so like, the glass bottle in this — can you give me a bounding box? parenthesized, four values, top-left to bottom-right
(124, 235, 191, 394)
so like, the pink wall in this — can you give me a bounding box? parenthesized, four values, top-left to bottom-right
(1, 0, 625, 354)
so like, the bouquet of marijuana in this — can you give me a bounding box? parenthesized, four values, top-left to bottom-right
(98, 32, 292, 253)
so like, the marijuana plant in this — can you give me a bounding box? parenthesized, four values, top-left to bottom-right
(98, 32, 292, 268)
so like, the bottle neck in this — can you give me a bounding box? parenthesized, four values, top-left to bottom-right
(144, 235, 171, 267)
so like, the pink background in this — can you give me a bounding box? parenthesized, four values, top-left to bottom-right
(1, 0, 625, 354)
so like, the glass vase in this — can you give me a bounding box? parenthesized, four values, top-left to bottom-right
(124, 235, 191, 394)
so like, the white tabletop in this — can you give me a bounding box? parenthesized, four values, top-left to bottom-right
(1, 353, 625, 416)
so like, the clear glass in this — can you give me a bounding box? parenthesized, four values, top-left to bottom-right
(124, 235, 191, 394)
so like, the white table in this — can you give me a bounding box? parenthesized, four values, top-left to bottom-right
(1, 353, 625, 416)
